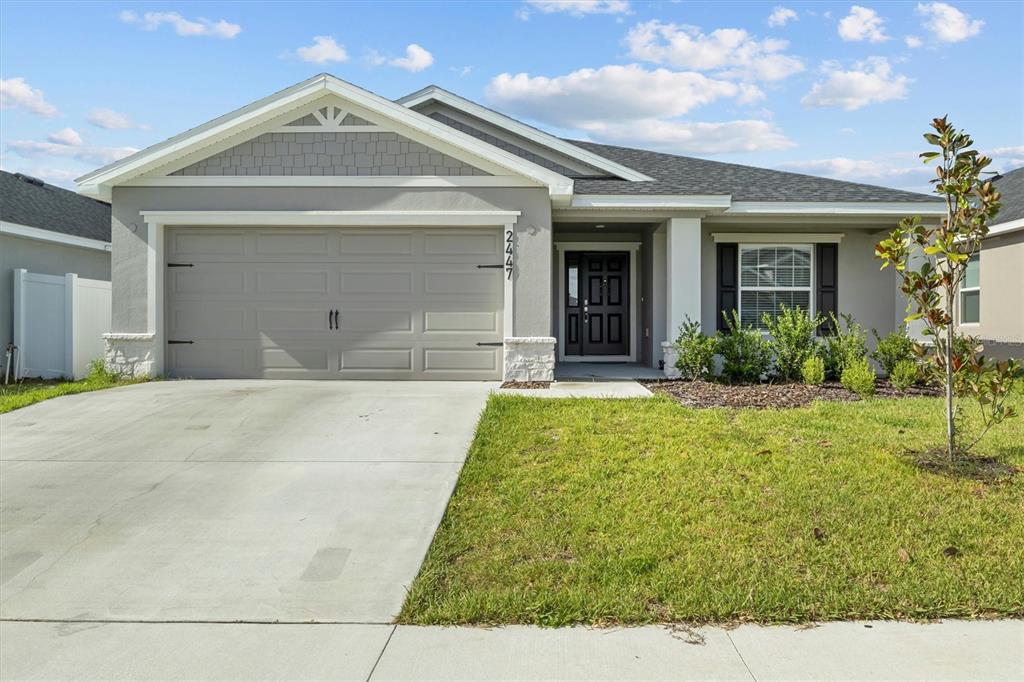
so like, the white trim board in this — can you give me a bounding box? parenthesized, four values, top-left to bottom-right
(712, 232, 844, 243)
(76, 74, 573, 199)
(1, 221, 111, 252)
(572, 195, 731, 210)
(726, 201, 946, 216)
(987, 217, 1024, 237)
(554, 241, 641, 363)
(123, 176, 541, 189)
(398, 86, 654, 183)
(138, 210, 521, 227)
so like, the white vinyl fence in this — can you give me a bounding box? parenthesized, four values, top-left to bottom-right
(12, 269, 111, 380)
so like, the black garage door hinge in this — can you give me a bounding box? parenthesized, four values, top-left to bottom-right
(476, 264, 503, 269)
(167, 263, 194, 268)
(476, 342, 503, 347)
(168, 340, 194, 345)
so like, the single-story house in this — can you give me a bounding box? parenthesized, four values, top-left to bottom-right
(1, 171, 112, 355)
(75, 73, 949, 381)
(956, 166, 1024, 360)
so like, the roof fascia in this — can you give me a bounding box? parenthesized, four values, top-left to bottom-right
(1, 220, 111, 252)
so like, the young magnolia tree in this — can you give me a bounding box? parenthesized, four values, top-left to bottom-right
(876, 116, 1021, 462)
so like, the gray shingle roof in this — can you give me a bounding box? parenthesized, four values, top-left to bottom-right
(992, 167, 1024, 225)
(564, 140, 941, 203)
(1, 171, 111, 242)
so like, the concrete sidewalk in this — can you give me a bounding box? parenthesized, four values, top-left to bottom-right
(3, 620, 1020, 680)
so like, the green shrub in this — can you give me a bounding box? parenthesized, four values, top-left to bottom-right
(763, 304, 821, 382)
(673, 317, 716, 381)
(890, 359, 919, 391)
(717, 311, 772, 384)
(801, 356, 825, 386)
(841, 358, 876, 397)
(872, 327, 916, 376)
(820, 313, 868, 380)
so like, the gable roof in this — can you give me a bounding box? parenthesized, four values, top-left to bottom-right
(397, 85, 653, 182)
(1, 171, 111, 241)
(992, 167, 1024, 225)
(76, 74, 573, 199)
(565, 140, 939, 203)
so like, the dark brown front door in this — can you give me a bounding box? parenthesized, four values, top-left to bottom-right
(564, 252, 629, 356)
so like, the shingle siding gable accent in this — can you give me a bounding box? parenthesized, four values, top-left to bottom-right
(170, 131, 490, 177)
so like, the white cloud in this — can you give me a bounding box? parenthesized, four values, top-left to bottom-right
(837, 6, 889, 43)
(625, 20, 804, 82)
(579, 118, 794, 154)
(777, 155, 933, 191)
(904, 35, 924, 48)
(389, 44, 434, 72)
(6, 139, 138, 165)
(0, 161, 80, 187)
(989, 146, 1024, 170)
(119, 10, 241, 38)
(296, 36, 349, 64)
(87, 107, 149, 130)
(840, 127, 856, 135)
(767, 6, 798, 27)
(47, 128, 82, 146)
(0, 77, 58, 117)
(915, 2, 983, 43)
(451, 65, 474, 77)
(523, 1, 631, 17)
(801, 57, 910, 110)
(487, 64, 762, 126)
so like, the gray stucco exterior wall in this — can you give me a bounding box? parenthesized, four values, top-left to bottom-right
(957, 230, 1024, 359)
(170, 131, 489, 177)
(0, 234, 111, 352)
(109, 186, 552, 338)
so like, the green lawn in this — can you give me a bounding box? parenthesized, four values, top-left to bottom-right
(0, 365, 145, 414)
(400, 392, 1024, 626)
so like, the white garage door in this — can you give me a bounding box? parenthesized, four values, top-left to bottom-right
(164, 226, 505, 380)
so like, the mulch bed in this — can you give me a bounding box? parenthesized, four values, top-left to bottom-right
(642, 379, 940, 409)
(500, 381, 551, 389)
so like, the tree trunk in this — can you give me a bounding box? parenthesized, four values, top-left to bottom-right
(945, 290, 955, 461)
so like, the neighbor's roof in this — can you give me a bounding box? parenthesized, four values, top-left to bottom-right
(564, 140, 940, 203)
(992, 167, 1024, 225)
(1, 171, 111, 241)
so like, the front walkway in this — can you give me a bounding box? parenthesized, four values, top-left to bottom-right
(555, 361, 664, 380)
(4, 620, 1019, 680)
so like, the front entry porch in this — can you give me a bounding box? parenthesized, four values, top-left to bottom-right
(554, 361, 664, 381)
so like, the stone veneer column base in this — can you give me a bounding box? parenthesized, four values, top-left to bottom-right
(103, 333, 157, 379)
(660, 341, 681, 379)
(503, 337, 556, 382)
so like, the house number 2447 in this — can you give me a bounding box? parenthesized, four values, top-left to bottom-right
(505, 229, 514, 280)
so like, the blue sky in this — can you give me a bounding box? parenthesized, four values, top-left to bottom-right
(2, 0, 1021, 192)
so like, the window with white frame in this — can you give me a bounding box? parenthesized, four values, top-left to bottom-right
(960, 254, 980, 324)
(739, 244, 813, 328)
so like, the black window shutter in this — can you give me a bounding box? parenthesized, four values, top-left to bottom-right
(716, 243, 738, 332)
(816, 243, 839, 334)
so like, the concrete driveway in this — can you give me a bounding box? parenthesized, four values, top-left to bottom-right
(0, 380, 493, 624)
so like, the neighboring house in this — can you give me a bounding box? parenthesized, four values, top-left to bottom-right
(1, 171, 112, 355)
(954, 166, 1024, 360)
(74, 74, 946, 381)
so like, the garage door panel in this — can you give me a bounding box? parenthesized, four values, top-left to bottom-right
(424, 231, 499, 256)
(340, 348, 413, 371)
(170, 231, 247, 257)
(423, 348, 499, 372)
(261, 347, 331, 371)
(424, 271, 500, 295)
(169, 303, 247, 336)
(340, 271, 414, 295)
(257, 309, 330, 332)
(339, 232, 414, 257)
(424, 311, 498, 333)
(255, 231, 330, 255)
(165, 226, 504, 380)
(170, 269, 247, 295)
(336, 310, 414, 333)
(256, 270, 331, 294)
(168, 342, 250, 378)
